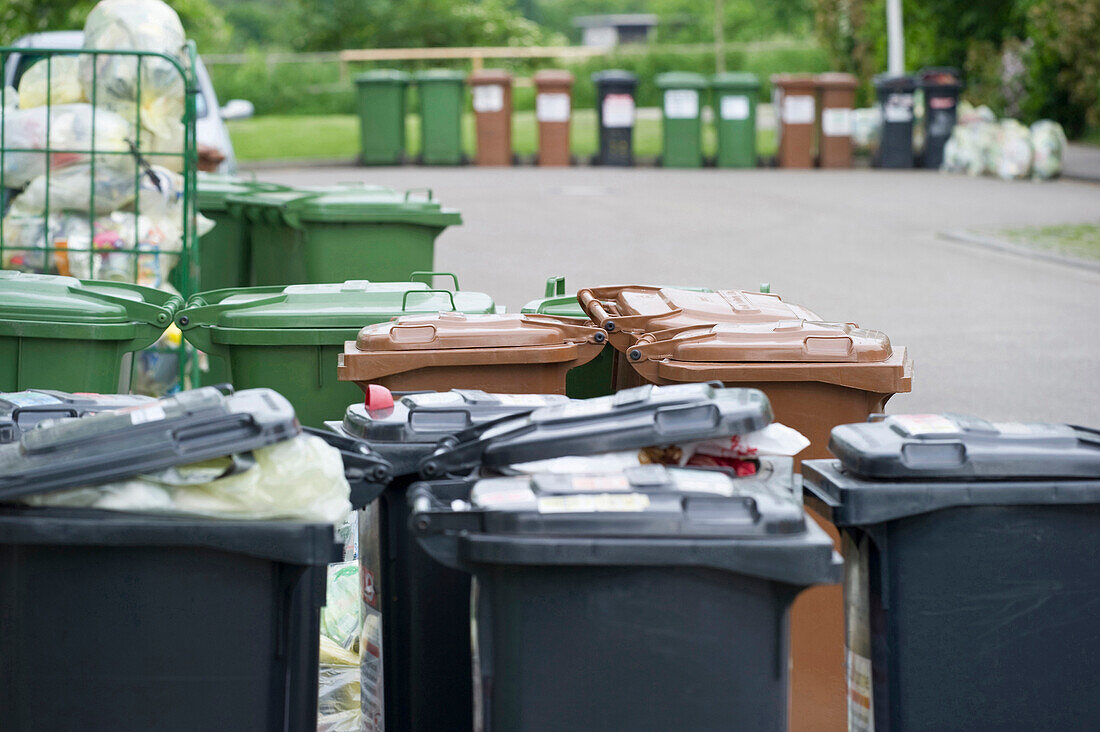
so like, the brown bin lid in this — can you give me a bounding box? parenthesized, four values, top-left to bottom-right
(469, 69, 513, 85)
(624, 322, 912, 393)
(771, 73, 817, 91)
(578, 286, 822, 338)
(534, 69, 574, 86)
(339, 312, 606, 382)
(816, 73, 858, 90)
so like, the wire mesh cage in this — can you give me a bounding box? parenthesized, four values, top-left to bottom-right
(1, 42, 200, 393)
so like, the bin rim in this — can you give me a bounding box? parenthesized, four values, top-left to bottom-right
(710, 71, 761, 91)
(356, 69, 412, 84)
(591, 69, 638, 85)
(816, 72, 859, 90)
(469, 69, 513, 84)
(655, 71, 708, 90)
(873, 72, 916, 90)
(413, 68, 467, 83)
(224, 187, 462, 226)
(533, 69, 575, 85)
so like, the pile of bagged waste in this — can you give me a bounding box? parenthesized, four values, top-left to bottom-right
(941, 101, 1067, 181)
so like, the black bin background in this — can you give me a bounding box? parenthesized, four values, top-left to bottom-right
(592, 70, 638, 166)
(918, 67, 962, 170)
(873, 73, 916, 169)
(0, 508, 334, 732)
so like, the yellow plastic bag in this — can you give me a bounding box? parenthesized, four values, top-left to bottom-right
(18, 57, 86, 109)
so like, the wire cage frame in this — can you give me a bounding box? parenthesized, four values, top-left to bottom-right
(0, 42, 200, 392)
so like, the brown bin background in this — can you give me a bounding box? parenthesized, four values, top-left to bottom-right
(534, 70, 574, 166)
(772, 74, 817, 169)
(817, 73, 858, 168)
(580, 285, 914, 732)
(338, 312, 606, 394)
(469, 69, 513, 166)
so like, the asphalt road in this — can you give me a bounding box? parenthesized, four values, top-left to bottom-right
(254, 164, 1100, 424)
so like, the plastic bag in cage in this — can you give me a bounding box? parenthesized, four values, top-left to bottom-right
(8, 159, 138, 216)
(1, 213, 92, 276)
(0, 104, 132, 188)
(17, 57, 87, 109)
(3, 86, 18, 109)
(80, 0, 187, 146)
(1030, 120, 1066, 180)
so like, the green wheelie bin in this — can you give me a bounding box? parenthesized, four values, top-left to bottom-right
(356, 70, 411, 166)
(414, 69, 467, 165)
(712, 72, 760, 168)
(227, 186, 462, 287)
(656, 72, 707, 168)
(0, 271, 180, 393)
(176, 275, 498, 427)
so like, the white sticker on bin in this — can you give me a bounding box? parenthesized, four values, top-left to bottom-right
(847, 648, 875, 732)
(493, 394, 563, 407)
(782, 95, 815, 124)
(822, 107, 853, 136)
(720, 95, 751, 121)
(1, 391, 64, 407)
(128, 404, 167, 425)
(664, 89, 699, 119)
(536, 92, 570, 123)
(537, 492, 650, 513)
(602, 94, 635, 128)
(473, 84, 505, 113)
(887, 414, 958, 436)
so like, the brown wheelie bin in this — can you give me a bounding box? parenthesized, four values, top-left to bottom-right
(533, 70, 574, 166)
(469, 69, 514, 166)
(579, 285, 913, 732)
(337, 312, 606, 394)
(772, 74, 818, 168)
(816, 73, 858, 168)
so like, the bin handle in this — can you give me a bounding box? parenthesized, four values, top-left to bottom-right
(801, 474, 842, 509)
(577, 289, 614, 330)
(410, 271, 460, 291)
(401, 289, 457, 312)
(544, 276, 566, 298)
(405, 187, 434, 202)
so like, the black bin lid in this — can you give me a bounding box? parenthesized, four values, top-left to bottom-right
(829, 414, 1100, 480)
(0, 387, 300, 500)
(0, 390, 155, 444)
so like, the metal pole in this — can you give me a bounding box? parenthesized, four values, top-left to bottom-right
(886, 0, 904, 74)
(714, 0, 725, 73)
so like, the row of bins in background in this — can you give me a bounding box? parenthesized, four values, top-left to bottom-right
(354, 67, 962, 170)
(3, 269, 1100, 731)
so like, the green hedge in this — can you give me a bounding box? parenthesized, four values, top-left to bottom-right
(207, 44, 828, 117)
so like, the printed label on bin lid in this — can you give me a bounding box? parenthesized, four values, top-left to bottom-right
(602, 93, 635, 128)
(664, 89, 699, 120)
(589, 287, 822, 331)
(826, 414, 1100, 480)
(536, 92, 570, 122)
(537, 492, 651, 513)
(720, 95, 751, 121)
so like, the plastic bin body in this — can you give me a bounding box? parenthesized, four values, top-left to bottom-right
(592, 70, 637, 166)
(816, 73, 857, 168)
(0, 272, 178, 393)
(0, 507, 334, 731)
(0, 390, 152, 443)
(874, 73, 916, 168)
(656, 72, 706, 168)
(228, 187, 461, 287)
(356, 70, 410, 166)
(469, 69, 513, 166)
(178, 280, 496, 427)
(803, 416, 1100, 731)
(918, 67, 962, 169)
(415, 70, 466, 166)
(533, 70, 573, 166)
(772, 74, 818, 168)
(712, 72, 760, 168)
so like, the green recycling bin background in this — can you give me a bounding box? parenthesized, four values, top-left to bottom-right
(521, 276, 614, 400)
(356, 70, 411, 166)
(656, 72, 706, 168)
(414, 69, 467, 165)
(227, 185, 462, 287)
(176, 276, 498, 427)
(0, 271, 179, 393)
(712, 72, 760, 168)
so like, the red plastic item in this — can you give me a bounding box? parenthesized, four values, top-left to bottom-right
(365, 384, 395, 412)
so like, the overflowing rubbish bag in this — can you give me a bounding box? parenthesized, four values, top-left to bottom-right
(994, 119, 1033, 180)
(0, 104, 132, 188)
(1030, 120, 1067, 180)
(940, 99, 1065, 181)
(23, 432, 353, 524)
(18, 57, 86, 109)
(319, 562, 364, 732)
(80, 0, 187, 148)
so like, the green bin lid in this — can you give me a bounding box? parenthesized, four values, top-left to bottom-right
(356, 69, 411, 85)
(196, 172, 290, 212)
(178, 280, 497, 346)
(225, 186, 462, 227)
(413, 69, 467, 83)
(0, 271, 179, 341)
(521, 294, 585, 320)
(655, 72, 708, 90)
(711, 72, 761, 91)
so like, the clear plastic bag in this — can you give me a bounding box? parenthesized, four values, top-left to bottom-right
(8, 158, 139, 215)
(1030, 120, 1067, 181)
(321, 562, 361, 651)
(1, 213, 92, 276)
(17, 56, 86, 109)
(23, 433, 353, 524)
(80, 0, 187, 144)
(0, 104, 132, 188)
(318, 636, 362, 732)
(995, 119, 1033, 180)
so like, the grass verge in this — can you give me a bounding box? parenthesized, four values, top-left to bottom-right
(999, 223, 1100, 261)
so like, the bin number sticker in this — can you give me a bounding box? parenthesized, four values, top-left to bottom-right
(602, 93, 635, 128)
(822, 107, 853, 137)
(883, 93, 914, 122)
(493, 394, 563, 407)
(782, 94, 815, 124)
(473, 84, 505, 113)
(538, 492, 650, 513)
(1, 390, 63, 407)
(720, 95, 750, 121)
(887, 414, 958, 436)
(664, 89, 699, 120)
(128, 404, 167, 425)
(847, 649, 874, 732)
(536, 92, 571, 123)
(568, 474, 631, 492)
